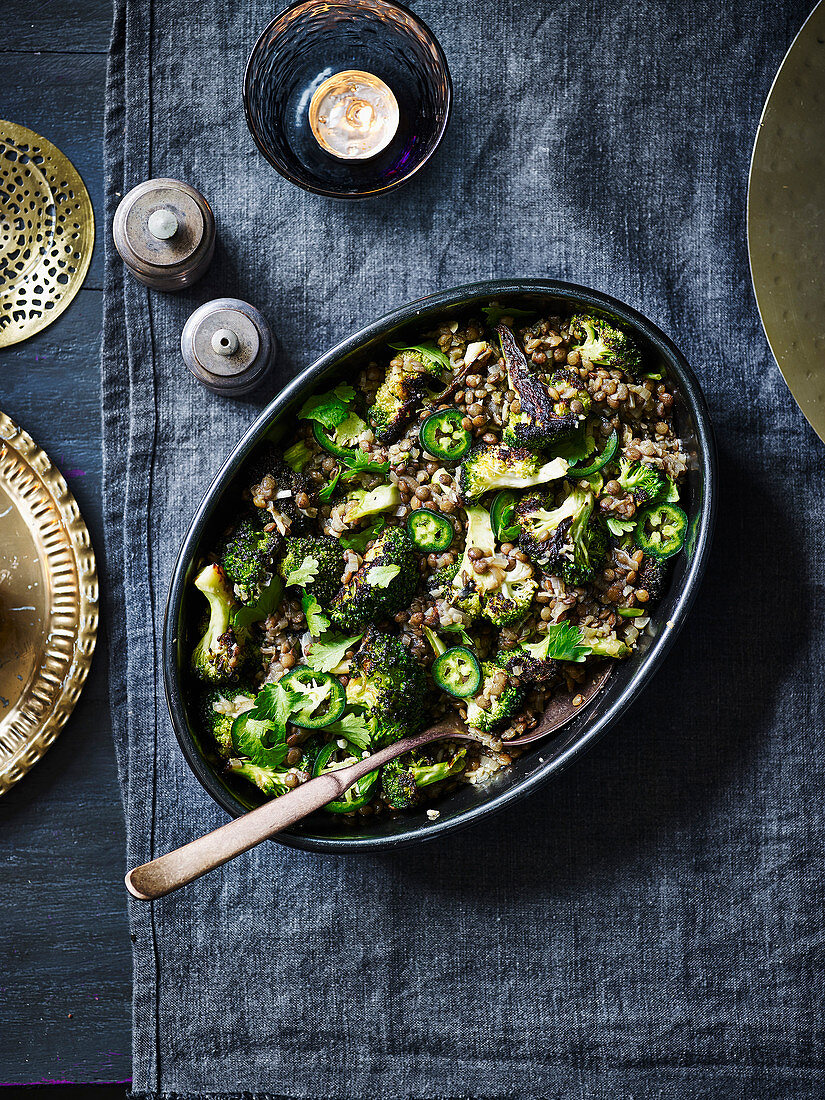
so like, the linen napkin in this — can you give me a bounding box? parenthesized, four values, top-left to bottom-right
(103, 0, 825, 1096)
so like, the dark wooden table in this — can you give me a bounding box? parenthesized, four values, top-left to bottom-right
(0, 0, 132, 1086)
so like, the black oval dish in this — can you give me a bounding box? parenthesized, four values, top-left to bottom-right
(164, 280, 717, 852)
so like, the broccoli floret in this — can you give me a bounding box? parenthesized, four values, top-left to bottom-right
(617, 460, 665, 507)
(499, 641, 561, 686)
(341, 483, 401, 526)
(427, 560, 482, 624)
(482, 568, 537, 627)
(219, 514, 281, 602)
(247, 444, 317, 534)
(568, 313, 642, 373)
(496, 324, 590, 448)
(330, 527, 418, 632)
(380, 748, 467, 810)
(199, 687, 256, 758)
(448, 505, 536, 626)
(345, 629, 427, 745)
(368, 350, 444, 442)
(227, 759, 295, 797)
(464, 660, 523, 733)
(636, 555, 669, 601)
(516, 489, 587, 566)
(277, 534, 344, 605)
(284, 439, 312, 472)
(190, 564, 248, 685)
(517, 487, 607, 586)
(457, 443, 569, 503)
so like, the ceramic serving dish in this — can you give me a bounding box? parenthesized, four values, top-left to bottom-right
(163, 279, 716, 851)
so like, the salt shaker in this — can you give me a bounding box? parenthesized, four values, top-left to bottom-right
(112, 178, 216, 290)
(180, 298, 275, 396)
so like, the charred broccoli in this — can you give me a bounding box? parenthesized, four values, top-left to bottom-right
(457, 443, 568, 503)
(498, 641, 560, 686)
(340, 483, 401, 526)
(277, 534, 344, 605)
(517, 487, 607, 586)
(345, 629, 427, 745)
(330, 526, 418, 631)
(380, 748, 467, 810)
(636, 554, 669, 601)
(219, 514, 281, 602)
(190, 564, 248, 685)
(568, 313, 642, 373)
(199, 687, 256, 758)
(368, 349, 445, 442)
(464, 659, 523, 733)
(616, 459, 666, 507)
(227, 760, 296, 797)
(448, 505, 536, 626)
(247, 444, 316, 535)
(497, 324, 590, 448)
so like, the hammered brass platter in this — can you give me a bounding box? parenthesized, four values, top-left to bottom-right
(0, 121, 94, 348)
(747, 0, 825, 442)
(0, 410, 98, 794)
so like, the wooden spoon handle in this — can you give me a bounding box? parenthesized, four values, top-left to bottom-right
(124, 722, 465, 901)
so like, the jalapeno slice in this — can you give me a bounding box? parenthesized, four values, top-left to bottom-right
(432, 646, 482, 698)
(568, 427, 619, 477)
(312, 741, 379, 813)
(280, 667, 346, 728)
(406, 509, 454, 552)
(490, 490, 521, 542)
(634, 503, 687, 560)
(419, 409, 472, 460)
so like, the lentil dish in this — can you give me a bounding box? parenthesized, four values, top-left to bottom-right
(189, 306, 688, 818)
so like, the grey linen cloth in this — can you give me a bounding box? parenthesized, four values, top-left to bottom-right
(102, 0, 825, 1096)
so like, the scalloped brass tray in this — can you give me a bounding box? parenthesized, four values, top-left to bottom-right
(0, 410, 98, 794)
(0, 121, 94, 348)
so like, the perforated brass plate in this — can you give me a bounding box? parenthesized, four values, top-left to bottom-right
(0, 410, 98, 794)
(0, 121, 94, 349)
(748, 1, 825, 442)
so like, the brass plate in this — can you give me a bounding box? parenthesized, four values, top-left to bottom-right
(747, 1, 825, 442)
(0, 410, 98, 794)
(0, 121, 94, 349)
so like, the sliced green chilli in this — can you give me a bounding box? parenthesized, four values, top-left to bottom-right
(280, 667, 346, 728)
(634, 503, 687, 560)
(568, 427, 619, 477)
(406, 509, 454, 552)
(419, 408, 472, 461)
(312, 741, 379, 813)
(312, 419, 356, 460)
(432, 646, 482, 698)
(490, 490, 520, 542)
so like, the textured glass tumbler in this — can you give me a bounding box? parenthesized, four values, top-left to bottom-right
(243, 0, 452, 199)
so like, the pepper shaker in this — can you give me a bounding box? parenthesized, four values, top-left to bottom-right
(181, 298, 275, 396)
(113, 178, 216, 290)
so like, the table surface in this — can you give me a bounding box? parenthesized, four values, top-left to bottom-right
(0, 0, 133, 1086)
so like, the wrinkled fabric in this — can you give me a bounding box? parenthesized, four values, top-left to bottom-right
(102, 1, 825, 1096)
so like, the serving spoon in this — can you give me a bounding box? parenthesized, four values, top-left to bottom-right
(125, 666, 611, 901)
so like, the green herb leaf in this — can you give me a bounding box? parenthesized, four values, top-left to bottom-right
(298, 388, 351, 429)
(333, 383, 357, 402)
(441, 622, 473, 647)
(324, 711, 372, 752)
(306, 632, 364, 673)
(339, 516, 385, 553)
(388, 342, 451, 372)
(284, 556, 319, 587)
(366, 564, 400, 588)
(340, 449, 390, 475)
(231, 575, 284, 630)
(318, 468, 342, 502)
(537, 622, 593, 663)
(301, 592, 331, 638)
(231, 714, 290, 769)
(481, 305, 535, 327)
(606, 515, 637, 537)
